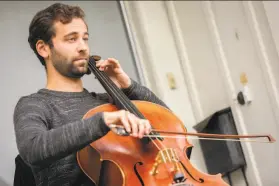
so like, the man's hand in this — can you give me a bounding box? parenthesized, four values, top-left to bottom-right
(96, 58, 131, 89)
(103, 110, 151, 138)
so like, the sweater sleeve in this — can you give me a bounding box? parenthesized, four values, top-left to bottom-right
(13, 96, 110, 167)
(121, 78, 170, 109)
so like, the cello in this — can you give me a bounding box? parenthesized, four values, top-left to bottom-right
(77, 55, 275, 186)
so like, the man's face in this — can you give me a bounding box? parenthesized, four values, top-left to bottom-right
(49, 18, 90, 78)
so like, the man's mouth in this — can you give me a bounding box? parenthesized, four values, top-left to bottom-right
(73, 57, 89, 66)
(74, 58, 88, 62)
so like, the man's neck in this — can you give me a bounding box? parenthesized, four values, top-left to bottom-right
(46, 70, 84, 92)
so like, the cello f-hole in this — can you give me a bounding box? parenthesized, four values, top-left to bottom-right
(180, 161, 204, 183)
(186, 146, 193, 159)
(134, 162, 145, 186)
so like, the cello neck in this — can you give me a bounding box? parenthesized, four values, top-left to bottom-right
(88, 55, 145, 119)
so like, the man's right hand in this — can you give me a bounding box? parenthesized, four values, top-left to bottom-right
(103, 110, 151, 139)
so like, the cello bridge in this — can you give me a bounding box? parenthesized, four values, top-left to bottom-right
(150, 148, 181, 175)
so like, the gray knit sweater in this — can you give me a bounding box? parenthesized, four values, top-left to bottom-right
(13, 79, 168, 186)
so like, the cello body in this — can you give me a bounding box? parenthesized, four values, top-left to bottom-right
(77, 101, 229, 186)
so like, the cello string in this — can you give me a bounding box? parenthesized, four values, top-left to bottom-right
(88, 58, 165, 151)
(91, 63, 175, 160)
(89, 58, 177, 161)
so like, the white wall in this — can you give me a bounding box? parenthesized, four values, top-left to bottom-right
(209, 2, 278, 185)
(169, 1, 230, 120)
(123, 1, 279, 186)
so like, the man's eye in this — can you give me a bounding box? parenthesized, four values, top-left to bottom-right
(68, 38, 76, 41)
(83, 38, 89, 41)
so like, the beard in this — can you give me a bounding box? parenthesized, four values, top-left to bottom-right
(50, 48, 89, 78)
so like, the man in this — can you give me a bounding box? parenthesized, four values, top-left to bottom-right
(13, 2, 168, 186)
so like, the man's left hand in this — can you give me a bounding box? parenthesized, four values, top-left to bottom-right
(96, 58, 131, 89)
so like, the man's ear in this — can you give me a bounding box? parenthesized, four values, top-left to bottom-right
(36, 40, 50, 59)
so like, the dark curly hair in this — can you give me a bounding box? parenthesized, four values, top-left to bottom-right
(28, 3, 86, 66)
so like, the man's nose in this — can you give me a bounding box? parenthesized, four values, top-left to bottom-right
(77, 39, 88, 52)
